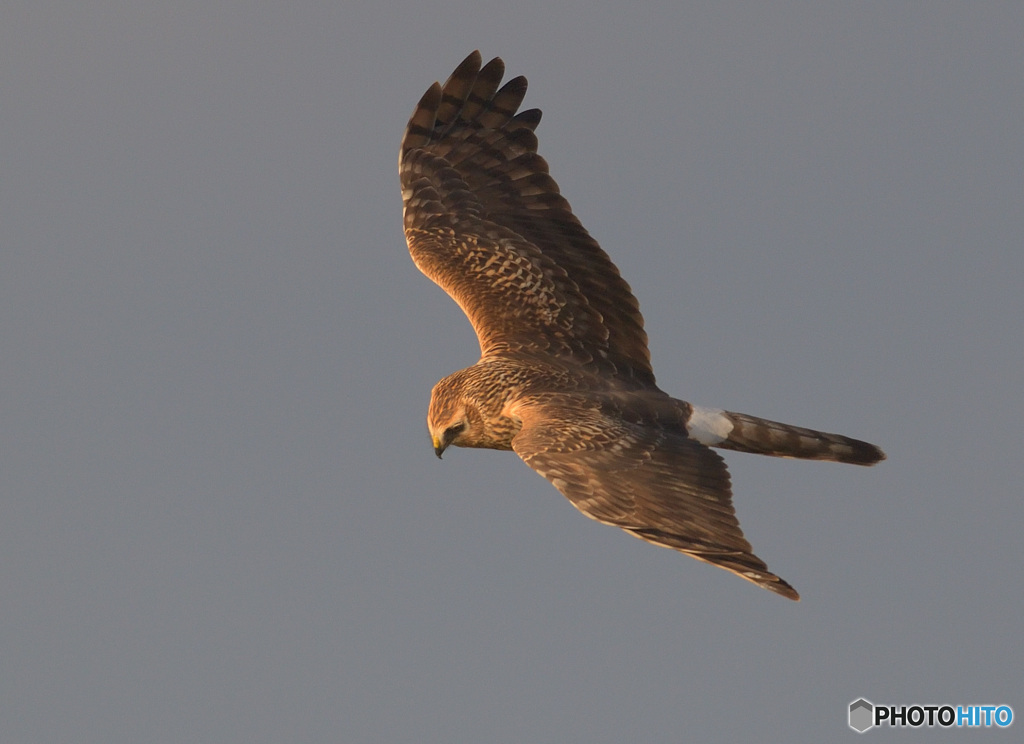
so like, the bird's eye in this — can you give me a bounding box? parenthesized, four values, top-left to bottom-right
(445, 422, 466, 439)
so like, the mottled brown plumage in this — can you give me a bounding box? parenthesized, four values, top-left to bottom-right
(400, 52, 885, 600)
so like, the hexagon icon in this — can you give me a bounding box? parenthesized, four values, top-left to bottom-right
(849, 698, 874, 733)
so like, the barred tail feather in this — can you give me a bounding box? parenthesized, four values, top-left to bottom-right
(686, 406, 885, 465)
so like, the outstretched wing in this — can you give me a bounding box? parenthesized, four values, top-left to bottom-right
(511, 396, 800, 600)
(400, 51, 654, 386)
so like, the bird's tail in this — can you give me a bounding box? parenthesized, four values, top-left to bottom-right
(686, 405, 885, 465)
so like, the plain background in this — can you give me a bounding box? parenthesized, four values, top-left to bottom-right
(2, 2, 1021, 742)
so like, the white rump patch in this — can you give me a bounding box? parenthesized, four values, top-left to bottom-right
(687, 405, 734, 446)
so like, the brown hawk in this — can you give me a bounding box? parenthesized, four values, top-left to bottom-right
(399, 51, 884, 600)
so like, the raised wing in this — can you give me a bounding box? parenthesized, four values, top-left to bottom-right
(400, 51, 654, 387)
(511, 395, 800, 600)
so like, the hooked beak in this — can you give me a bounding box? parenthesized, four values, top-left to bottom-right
(432, 434, 447, 460)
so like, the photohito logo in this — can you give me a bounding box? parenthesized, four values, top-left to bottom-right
(848, 698, 1013, 733)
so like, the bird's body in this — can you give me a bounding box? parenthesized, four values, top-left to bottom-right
(400, 52, 884, 600)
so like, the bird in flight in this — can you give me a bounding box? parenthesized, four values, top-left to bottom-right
(399, 51, 884, 600)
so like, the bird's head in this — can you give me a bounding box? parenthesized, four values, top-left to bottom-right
(427, 365, 523, 458)
(427, 372, 479, 459)
(429, 416, 468, 459)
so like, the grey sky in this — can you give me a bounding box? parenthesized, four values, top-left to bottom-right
(2, 2, 1021, 742)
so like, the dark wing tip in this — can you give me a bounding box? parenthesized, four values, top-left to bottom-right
(702, 551, 801, 600)
(511, 108, 543, 131)
(691, 549, 801, 601)
(764, 576, 801, 601)
(400, 82, 443, 156)
(402, 52, 533, 164)
(460, 49, 483, 71)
